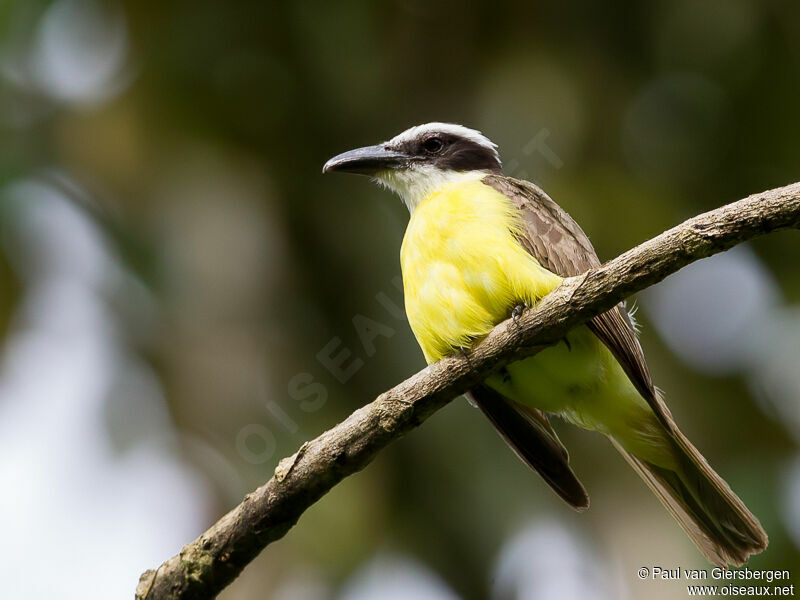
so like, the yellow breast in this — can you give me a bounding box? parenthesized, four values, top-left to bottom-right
(400, 178, 562, 363)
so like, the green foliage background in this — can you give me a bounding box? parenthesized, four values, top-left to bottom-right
(1, 1, 798, 598)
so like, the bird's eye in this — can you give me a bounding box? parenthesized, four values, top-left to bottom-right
(422, 137, 444, 154)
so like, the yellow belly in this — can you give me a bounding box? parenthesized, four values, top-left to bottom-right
(400, 177, 669, 465)
(400, 178, 561, 363)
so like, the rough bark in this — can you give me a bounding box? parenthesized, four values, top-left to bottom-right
(136, 182, 800, 600)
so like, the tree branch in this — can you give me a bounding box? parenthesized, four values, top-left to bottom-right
(136, 182, 800, 600)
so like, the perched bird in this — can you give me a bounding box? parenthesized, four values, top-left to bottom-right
(322, 122, 767, 566)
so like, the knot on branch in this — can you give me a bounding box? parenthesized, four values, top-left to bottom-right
(274, 442, 310, 482)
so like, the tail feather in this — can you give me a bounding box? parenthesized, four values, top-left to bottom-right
(610, 427, 767, 566)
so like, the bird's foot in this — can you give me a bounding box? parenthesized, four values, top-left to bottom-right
(511, 303, 528, 328)
(457, 345, 475, 372)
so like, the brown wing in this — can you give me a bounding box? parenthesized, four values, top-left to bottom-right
(482, 174, 674, 428)
(467, 385, 589, 510)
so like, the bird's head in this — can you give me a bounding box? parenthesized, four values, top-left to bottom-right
(323, 122, 502, 211)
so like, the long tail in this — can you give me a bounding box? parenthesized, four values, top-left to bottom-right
(610, 423, 767, 566)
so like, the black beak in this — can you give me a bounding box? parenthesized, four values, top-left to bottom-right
(322, 144, 410, 175)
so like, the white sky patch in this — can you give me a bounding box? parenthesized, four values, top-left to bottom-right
(782, 456, 800, 552)
(642, 243, 800, 443)
(642, 245, 779, 374)
(0, 178, 212, 599)
(339, 552, 460, 600)
(491, 519, 620, 600)
(0, 0, 132, 106)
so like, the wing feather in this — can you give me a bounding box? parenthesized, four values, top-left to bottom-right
(482, 174, 674, 429)
(467, 385, 589, 510)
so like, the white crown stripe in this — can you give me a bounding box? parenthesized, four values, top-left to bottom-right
(388, 122, 499, 158)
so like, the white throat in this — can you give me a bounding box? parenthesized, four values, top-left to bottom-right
(374, 166, 488, 212)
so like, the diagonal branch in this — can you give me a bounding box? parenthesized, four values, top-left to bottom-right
(136, 182, 800, 600)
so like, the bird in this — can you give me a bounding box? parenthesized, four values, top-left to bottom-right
(322, 122, 767, 566)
